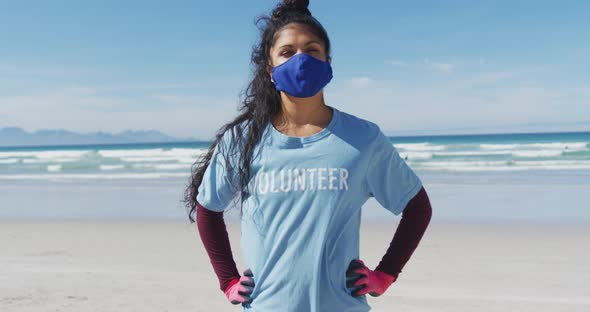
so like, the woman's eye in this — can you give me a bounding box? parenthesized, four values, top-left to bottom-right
(280, 49, 319, 58)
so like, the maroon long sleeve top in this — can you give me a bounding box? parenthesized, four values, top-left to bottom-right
(196, 185, 432, 292)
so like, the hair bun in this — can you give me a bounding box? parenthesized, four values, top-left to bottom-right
(272, 0, 311, 20)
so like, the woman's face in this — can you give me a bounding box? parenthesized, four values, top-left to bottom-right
(267, 23, 330, 80)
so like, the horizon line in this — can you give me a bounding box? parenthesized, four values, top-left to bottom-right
(1, 129, 589, 150)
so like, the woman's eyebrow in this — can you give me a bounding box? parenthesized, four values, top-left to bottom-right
(277, 40, 321, 50)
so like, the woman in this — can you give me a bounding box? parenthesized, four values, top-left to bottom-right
(184, 0, 432, 311)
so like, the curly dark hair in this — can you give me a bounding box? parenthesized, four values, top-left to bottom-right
(183, 0, 332, 223)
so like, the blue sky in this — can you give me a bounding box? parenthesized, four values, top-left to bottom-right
(1, 0, 588, 140)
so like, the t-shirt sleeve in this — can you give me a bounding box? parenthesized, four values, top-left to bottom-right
(364, 128, 423, 216)
(196, 131, 240, 212)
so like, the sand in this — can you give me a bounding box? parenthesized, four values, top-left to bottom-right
(1, 220, 588, 312)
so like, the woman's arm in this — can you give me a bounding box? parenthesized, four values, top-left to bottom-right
(196, 201, 241, 292)
(374, 186, 433, 279)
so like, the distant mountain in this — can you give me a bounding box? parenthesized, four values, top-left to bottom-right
(0, 127, 197, 147)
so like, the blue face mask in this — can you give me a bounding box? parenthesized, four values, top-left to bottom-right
(271, 53, 333, 98)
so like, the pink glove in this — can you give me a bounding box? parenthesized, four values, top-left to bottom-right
(346, 259, 396, 297)
(224, 268, 255, 305)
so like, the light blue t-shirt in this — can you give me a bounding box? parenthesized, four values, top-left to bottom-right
(196, 105, 423, 312)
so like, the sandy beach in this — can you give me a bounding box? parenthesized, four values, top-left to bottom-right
(1, 220, 588, 312)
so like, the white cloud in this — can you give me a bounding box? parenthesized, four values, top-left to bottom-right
(431, 62, 455, 72)
(96, 82, 208, 92)
(423, 58, 455, 72)
(0, 85, 239, 139)
(468, 71, 515, 85)
(383, 58, 457, 72)
(348, 77, 372, 88)
(2, 65, 587, 139)
(327, 75, 586, 135)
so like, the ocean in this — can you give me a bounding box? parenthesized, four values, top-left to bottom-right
(1, 131, 589, 179)
(1, 131, 589, 222)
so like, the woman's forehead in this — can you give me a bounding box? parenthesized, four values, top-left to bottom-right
(273, 23, 321, 47)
